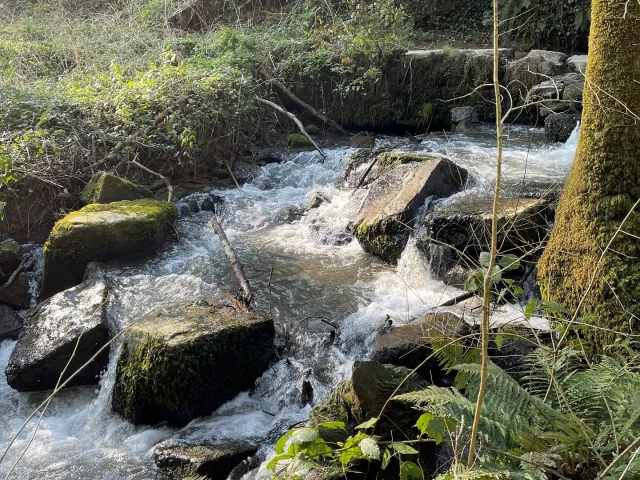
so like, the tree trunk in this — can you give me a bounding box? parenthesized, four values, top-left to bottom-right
(537, 0, 640, 343)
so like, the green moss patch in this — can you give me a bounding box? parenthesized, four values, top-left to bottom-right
(112, 301, 274, 426)
(42, 199, 177, 298)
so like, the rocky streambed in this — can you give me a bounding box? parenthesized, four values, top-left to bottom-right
(0, 124, 578, 479)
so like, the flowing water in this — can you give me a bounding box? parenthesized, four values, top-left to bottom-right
(0, 125, 579, 479)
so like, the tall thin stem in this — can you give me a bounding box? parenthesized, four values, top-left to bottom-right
(467, 0, 503, 467)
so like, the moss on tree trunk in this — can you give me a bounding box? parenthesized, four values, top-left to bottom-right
(537, 0, 640, 344)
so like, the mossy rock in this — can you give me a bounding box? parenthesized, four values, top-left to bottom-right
(286, 133, 312, 148)
(81, 172, 153, 205)
(112, 301, 274, 426)
(41, 199, 177, 298)
(309, 361, 429, 444)
(353, 155, 468, 264)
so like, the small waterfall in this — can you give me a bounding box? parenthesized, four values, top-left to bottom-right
(565, 122, 581, 148)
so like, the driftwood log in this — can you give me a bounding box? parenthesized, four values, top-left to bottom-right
(211, 216, 253, 308)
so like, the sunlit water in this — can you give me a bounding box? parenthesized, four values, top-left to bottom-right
(0, 126, 578, 479)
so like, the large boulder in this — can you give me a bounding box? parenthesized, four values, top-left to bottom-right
(372, 313, 466, 385)
(81, 172, 153, 205)
(545, 113, 581, 142)
(420, 196, 556, 285)
(154, 441, 258, 480)
(0, 239, 21, 282)
(353, 154, 468, 263)
(42, 199, 177, 298)
(0, 304, 23, 340)
(112, 301, 274, 426)
(5, 280, 111, 391)
(0, 272, 31, 309)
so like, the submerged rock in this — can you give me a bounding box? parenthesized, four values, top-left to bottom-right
(372, 313, 466, 385)
(154, 441, 258, 480)
(0, 272, 31, 309)
(450, 106, 479, 132)
(0, 304, 23, 340)
(307, 192, 329, 209)
(0, 239, 21, 282)
(155, 185, 188, 202)
(421, 196, 556, 284)
(351, 133, 375, 148)
(41, 199, 177, 298)
(81, 172, 153, 205)
(545, 113, 581, 142)
(200, 193, 224, 212)
(112, 301, 274, 426)
(5, 280, 111, 391)
(353, 154, 468, 264)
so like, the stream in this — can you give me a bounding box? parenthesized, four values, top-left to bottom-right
(0, 125, 579, 479)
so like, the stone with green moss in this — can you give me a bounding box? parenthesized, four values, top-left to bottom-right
(41, 199, 177, 298)
(353, 154, 468, 264)
(81, 172, 153, 205)
(286, 133, 312, 148)
(112, 301, 274, 426)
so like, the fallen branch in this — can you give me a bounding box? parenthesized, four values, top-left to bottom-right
(130, 158, 173, 202)
(439, 291, 474, 307)
(256, 96, 327, 160)
(224, 158, 242, 191)
(258, 68, 349, 135)
(211, 216, 253, 308)
(0, 260, 25, 290)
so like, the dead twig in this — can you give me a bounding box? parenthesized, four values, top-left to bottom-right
(256, 96, 327, 160)
(130, 157, 173, 202)
(258, 67, 349, 135)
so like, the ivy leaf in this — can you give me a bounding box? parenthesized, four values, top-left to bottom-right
(541, 300, 569, 316)
(290, 427, 318, 445)
(356, 417, 378, 430)
(479, 251, 491, 267)
(275, 432, 289, 454)
(499, 254, 520, 271)
(495, 332, 505, 350)
(390, 442, 419, 455)
(266, 453, 293, 470)
(524, 299, 538, 320)
(381, 448, 392, 470)
(359, 437, 380, 460)
(400, 461, 424, 480)
(416, 412, 433, 435)
(319, 421, 346, 430)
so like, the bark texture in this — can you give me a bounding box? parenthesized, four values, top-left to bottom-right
(537, 0, 640, 343)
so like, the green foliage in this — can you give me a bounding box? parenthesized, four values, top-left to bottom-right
(267, 419, 424, 480)
(396, 349, 640, 479)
